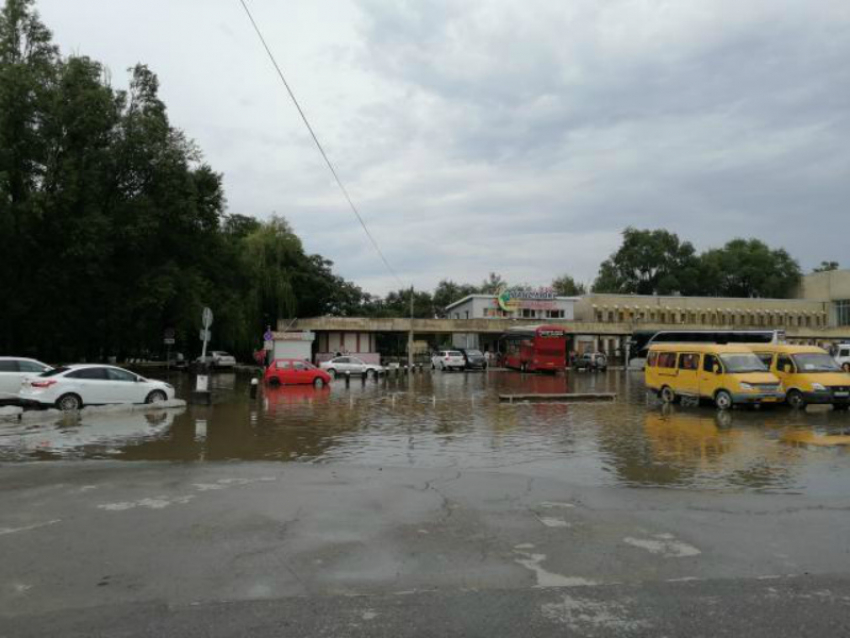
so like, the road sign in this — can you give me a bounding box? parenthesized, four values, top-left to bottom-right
(199, 329, 211, 341)
(164, 338, 176, 345)
(164, 327, 176, 340)
(263, 341, 274, 351)
(263, 329, 273, 342)
(202, 307, 213, 329)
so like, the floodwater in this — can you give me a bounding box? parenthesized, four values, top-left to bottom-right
(2, 369, 850, 495)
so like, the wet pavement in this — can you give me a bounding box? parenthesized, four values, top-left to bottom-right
(2, 369, 850, 636)
(2, 369, 849, 494)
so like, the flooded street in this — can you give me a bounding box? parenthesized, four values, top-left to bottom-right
(3, 369, 850, 495)
(5, 370, 850, 636)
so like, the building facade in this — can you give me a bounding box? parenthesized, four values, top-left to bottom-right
(444, 291, 577, 321)
(796, 269, 850, 328)
(279, 271, 850, 364)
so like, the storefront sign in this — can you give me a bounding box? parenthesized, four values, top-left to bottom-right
(497, 286, 556, 311)
(277, 331, 315, 342)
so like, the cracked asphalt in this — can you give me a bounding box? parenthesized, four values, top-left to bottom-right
(2, 460, 850, 636)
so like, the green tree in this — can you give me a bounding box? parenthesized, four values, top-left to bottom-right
(813, 260, 839, 273)
(0, 0, 58, 353)
(367, 288, 435, 318)
(551, 274, 587, 296)
(433, 279, 478, 316)
(698, 239, 801, 298)
(0, 1, 402, 361)
(592, 228, 701, 295)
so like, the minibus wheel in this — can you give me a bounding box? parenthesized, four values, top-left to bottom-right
(660, 386, 676, 404)
(714, 390, 733, 410)
(786, 390, 806, 409)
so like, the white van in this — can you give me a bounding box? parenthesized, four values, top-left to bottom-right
(835, 343, 850, 372)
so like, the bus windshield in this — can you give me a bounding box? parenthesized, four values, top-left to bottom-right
(719, 353, 768, 373)
(792, 353, 841, 372)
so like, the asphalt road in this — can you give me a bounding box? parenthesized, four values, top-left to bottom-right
(2, 461, 849, 636)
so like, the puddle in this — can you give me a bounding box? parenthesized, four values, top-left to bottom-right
(1, 370, 849, 495)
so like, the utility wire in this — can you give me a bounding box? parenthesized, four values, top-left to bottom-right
(238, 0, 404, 288)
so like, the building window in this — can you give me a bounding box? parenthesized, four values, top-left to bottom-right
(837, 300, 850, 327)
(522, 308, 535, 318)
(547, 310, 565, 319)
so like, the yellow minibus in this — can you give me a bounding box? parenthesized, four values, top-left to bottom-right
(747, 344, 850, 410)
(645, 343, 784, 410)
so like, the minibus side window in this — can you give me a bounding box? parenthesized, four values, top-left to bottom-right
(658, 353, 677, 369)
(777, 355, 795, 373)
(678, 354, 699, 370)
(703, 354, 720, 373)
(647, 351, 658, 367)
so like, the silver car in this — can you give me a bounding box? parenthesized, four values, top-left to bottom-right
(320, 356, 383, 378)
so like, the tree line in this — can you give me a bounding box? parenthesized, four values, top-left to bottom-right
(0, 0, 369, 361)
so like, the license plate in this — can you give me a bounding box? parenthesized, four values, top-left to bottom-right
(835, 392, 849, 397)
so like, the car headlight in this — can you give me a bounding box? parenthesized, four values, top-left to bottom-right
(739, 383, 754, 391)
(811, 383, 827, 391)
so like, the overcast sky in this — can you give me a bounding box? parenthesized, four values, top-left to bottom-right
(38, 0, 850, 295)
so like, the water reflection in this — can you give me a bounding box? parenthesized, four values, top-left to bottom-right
(1, 370, 849, 494)
(0, 406, 184, 460)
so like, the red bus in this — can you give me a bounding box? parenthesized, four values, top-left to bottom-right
(501, 325, 567, 373)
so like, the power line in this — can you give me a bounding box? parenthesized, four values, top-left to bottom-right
(238, 0, 403, 288)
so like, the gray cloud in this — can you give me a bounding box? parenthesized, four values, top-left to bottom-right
(37, 0, 850, 294)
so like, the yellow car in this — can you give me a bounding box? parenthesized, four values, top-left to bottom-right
(645, 343, 784, 410)
(748, 344, 850, 410)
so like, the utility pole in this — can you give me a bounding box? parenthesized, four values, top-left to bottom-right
(408, 285, 415, 368)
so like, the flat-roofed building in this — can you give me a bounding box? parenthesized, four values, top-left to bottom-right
(796, 269, 850, 328)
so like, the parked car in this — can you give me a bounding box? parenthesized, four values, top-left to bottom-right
(431, 350, 466, 371)
(457, 348, 487, 370)
(167, 352, 188, 370)
(196, 351, 236, 368)
(319, 356, 382, 378)
(265, 359, 331, 387)
(575, 352, 608, 371)
(19, 364, 175, 411)
(834, 343, 850, 373)
(0, 357, 52, 403)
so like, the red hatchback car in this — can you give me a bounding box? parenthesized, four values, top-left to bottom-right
(264, 359, 332, 388)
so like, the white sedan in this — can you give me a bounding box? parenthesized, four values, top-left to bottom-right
(0, 357, 52, 402)
(319, 356, 383, 377)
(196, 351, 237, 368)
(19, 364, 175, 411)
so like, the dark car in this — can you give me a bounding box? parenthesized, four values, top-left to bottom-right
(574, 352, 607, 371)
(457, 348, 488, 370)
